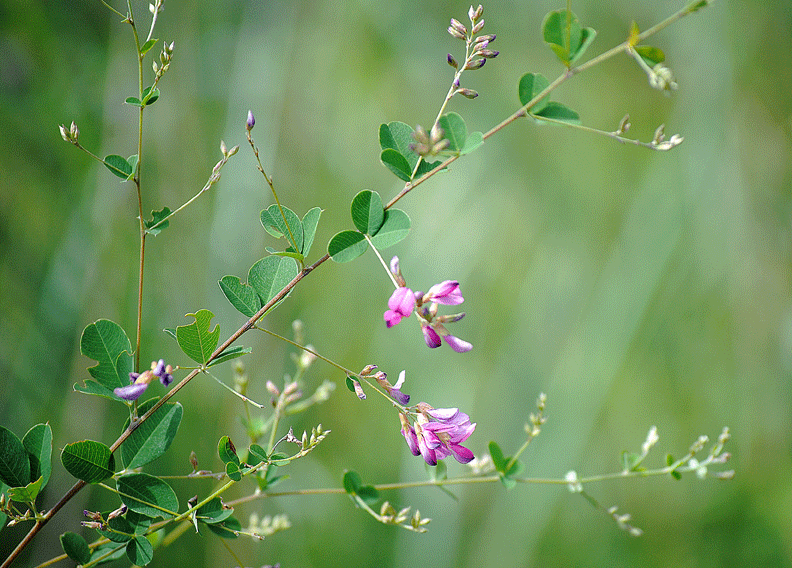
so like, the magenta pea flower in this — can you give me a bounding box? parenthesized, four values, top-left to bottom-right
(383, 257, 472, 352)
(114, 359, 174, 401)
(401, 402, 476, 466)
(384, 286, 416, 328)
(373, 370, 410, 405)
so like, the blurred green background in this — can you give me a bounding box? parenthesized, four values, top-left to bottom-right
(2, 0, 791, 566)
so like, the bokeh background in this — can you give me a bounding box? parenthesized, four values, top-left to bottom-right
(2, 0, 791, 566)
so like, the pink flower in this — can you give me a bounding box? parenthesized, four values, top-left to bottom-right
(423, 280, 464, 305)
(114, 359, 173, 401)
(384, 287, 415, 328)
(404, 403, 476, 466)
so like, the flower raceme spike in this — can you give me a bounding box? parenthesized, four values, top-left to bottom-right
(383, 257, 472, 352)
(114, 359, 173, 401)
(405, 403, 476, 466)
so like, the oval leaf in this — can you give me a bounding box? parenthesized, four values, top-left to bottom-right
(176, 309, 220, 366)
(60, 532, 92, 565)
(533, 101, 581, 124)
(438, 112, 468, 153)
(380, 148, 412, 181)
(0, 426, 30, 488)
(350, 190, 384, 235)
(126, 535, 154, 566)
(80, 319, 133, 392)
(248, 256, 299, 306)
(117, 473, 179, 518)
(219, 275, 262, 318)
(61, 440, 115, 484)
(301, 206, 322, 257)
(260, 204, 303, 252)
(103, 154, 133, 179)
(369, 209, 411, 249)
(23, 423, 52, 488)
(518, 72, 551, 113)
(121, 400, 183, 470)
(328, 230, 368, 263)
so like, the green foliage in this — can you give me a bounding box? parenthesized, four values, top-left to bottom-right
(117, 472, 179, 518)
(140, 38, 158, 56)
(351, 190, 385, 235)
(205, 515, 241, 538)
(369, 209, 411, 249)
(60, 532, 92, 565)
(176, 309, 220, 366)
(103, 154, 137, 180)
(126, 535, 154, 565)
(328, 230, 368, 263)
(77, 319, 133, 400)
(635, 45, 665, 66)
(0, 426, 31, 488)
(621, 451, 643, 472)
(260, 204, 304, 253)
(438, 112, 484, 156)
(144, 207, 171, 236)
(23, 423, 52, 489)
(248, 256, 299, 306)
(121, 398, 183, 469)
(61, 440, 116, 483)
(533, 101, 581, 124)
(518, 72, 551, 113)
(217, 435, 240, 467)
(488, 441, 524, 489)
(195, 497, 234, 525)
(379, 121, 442, 181)
(542, 10, 597, 66)
(126, 86, 160, 107)
(218, 276, 262, 317)
(6, 476, 43, 504)
(343, 470, 379, 505)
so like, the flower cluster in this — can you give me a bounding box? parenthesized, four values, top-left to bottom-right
(114, 359, 173, 401)
(383, 257, 472, 353)
(399, 403, 476, 466)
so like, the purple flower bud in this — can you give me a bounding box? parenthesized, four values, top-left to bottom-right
(424, 280, 464, 305)
(422, 324, 442, 348)
(246, 110, 255, 130)
(443, 334, 473, 353)
(114, 382, 149, 401)
(447, 53, 458, 69)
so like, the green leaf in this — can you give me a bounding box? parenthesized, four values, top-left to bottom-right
(356, 485, 379, 505)
(260, 205, 304, 253)
(209, 345, 252, 366)
(61, 440, 115, 484)
(98, 515, 136, 542)
(379, 148, 412, 181)
(117, 473, 179, 518)
(144, 207, 171, 236)
(379, 122, 441, 179)
(126, 155, 139, 180)
(60, 532, 92, 565)
(176, 309, 220, 366)
(140, 38, 158, 56)
(488, 441, 506, 471)
(126, 535, 154, 566)
(248, 444, 268, 463)
(350, 190, 385, 235)
(689, 0, 711, 12)
(518, 72, 551, 113)
(121, 399, 183, 469)
(225, 461, 242, 481)
(533, 101, 581, 124)
(205, 515, 241, 538)
(459, 131, 484, 156)
(103, 154, 133, 179)
(248, 255, 299, 307)
(196, 497, 234, 524)
(141, 86, 159, 106)
(343, 470, 362, 494)
(79, 319, 133, 393)
(438, 112, 468, 153)
(541, 10, 596, 66)
(301, 207, 322, 257)
(90, 542, 127, 564)
(635, 45, 665, 66)
(369, 208, 411, 249)
(0, 426, 31, 488)
(125, 97, 142, 106)
(73, 379, 121, 400)
(217, 436, 240, 467)
(671, 470, 682, 480)
(219, 275, 262, 318)
(328, 230, 368, 263)
(666, 453, 675, 466)
(22, 423, 52, 488)
(6, 476, 43, 503)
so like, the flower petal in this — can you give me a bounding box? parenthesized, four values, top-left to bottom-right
(425, 280, 464, 305)
(443, 334, 473, 353)
(114, 383, 148, 401)
(422, 325, 442, 348)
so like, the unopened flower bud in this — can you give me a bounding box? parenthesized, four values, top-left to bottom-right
(246, 110, 255, 130)
(447, 54, 458, 69)
(429, 123, 444, 145)
(471, 19, 484, 34)
(450, 18, 467, 36)
(464, 58, 486, 70)
(360, 364, 378, 376)
(220, 140, 228, 156)
(616, 114, 631, 135)
(470, 4, 483, 22)
(457, 88, 478, 99)
(476, 49, 499, 59)
(59, 124, 69, 142)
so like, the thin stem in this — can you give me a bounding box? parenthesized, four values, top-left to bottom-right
(365, 235, 399, 288)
